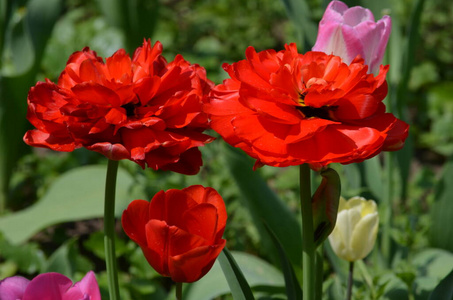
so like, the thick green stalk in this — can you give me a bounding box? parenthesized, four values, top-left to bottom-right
(346, 262, 354, 300)
(300, 164, 315, 300)
(176, 282, 183, 300)
(104, 159, 120, 300)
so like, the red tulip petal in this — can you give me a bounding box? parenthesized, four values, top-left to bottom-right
(105, 49, 132, 81)
(134, 76, 161, 106)
(23, 130, 77, 152)
(149, 190, 198, 227)
(159, 147, 203, 175)
(72, 82, 121, 107)
(144, 219, 171, 277)
(168, 240, 226, 283)
(122, 199, 151, 246)
(182, 203, 219, 242)
(168, 226, 208, 257)
(382, 118, 409, 151)
(183, 186, 227, 237)
(104, 107, 127, 124)
(86, 142, 130, 160)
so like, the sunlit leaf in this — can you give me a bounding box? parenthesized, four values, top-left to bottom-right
(224, 145, 302, 270)
(0, 165, 144, 244)
(186, 250, 284, 300)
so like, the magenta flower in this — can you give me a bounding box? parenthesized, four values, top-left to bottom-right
(312, 0, 391, 75)
(0, 271, 101, 300)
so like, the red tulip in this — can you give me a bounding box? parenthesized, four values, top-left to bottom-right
(122, 185, 227, 283)
(205, 44, 408, 169)
(24, 40, 214, 175)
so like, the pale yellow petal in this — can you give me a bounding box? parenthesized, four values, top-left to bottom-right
(350, 212, 379, 260)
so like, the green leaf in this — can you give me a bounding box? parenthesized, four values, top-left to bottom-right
(363, 156, 384, 201)
(312, 168, 341, 247)
(224, 145, 302, 270)
(84, 231, 129, 260)
(44, 238, 93, 277)
(412, 248, 453, 280)
(0, 165, 144, 244)
(263, 223, 302, 300)
(280, 0, 317, 50)
(378, 271, 410, 300)
(324, 241, 348, 282)
(95, 0, 160, 53)
(4, 12, 34, 75)
(26, 0, 63, 64)
(428, 269, 453, 300)
(430, 159, 453, 252)
(218, 248, 255, 300)
(0, 0, 62, 211)
(45, 239, 76, 276)
(0, 233, 46, 273)
(187, 250, 284, 300)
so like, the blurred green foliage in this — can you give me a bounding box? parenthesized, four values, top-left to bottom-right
(0, 0, 453, 299)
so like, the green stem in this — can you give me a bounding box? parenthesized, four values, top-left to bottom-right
(300, 164, 315, 300)
(382, 152, 394, 265)
(314, 245, 324, 300)
(104, 159, 120, 300)
(346, 261, 354, 300)
(176, 282, 183, 300)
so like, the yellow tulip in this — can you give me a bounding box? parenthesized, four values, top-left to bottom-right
(328, 197, 379, 262)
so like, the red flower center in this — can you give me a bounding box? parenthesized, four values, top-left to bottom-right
(297, 92, 338, 120)
(122, 100, 140, 117)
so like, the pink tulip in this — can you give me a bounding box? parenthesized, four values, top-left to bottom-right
(0, 271, 101, 300)
(312, 0, 391, 74)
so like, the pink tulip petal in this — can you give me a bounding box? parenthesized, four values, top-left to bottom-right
(313, 0, 391, 74)
(22, 273, 73, 300)
(0, 276, 30, 300)
(342, 6, 374, 25)
(64, 271, 101, 300)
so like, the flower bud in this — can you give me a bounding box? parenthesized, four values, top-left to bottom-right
(312, 0, 391, 75)
(328, 197, 379, 261)
(0, 271, 101, 300)
(122, 185, 227, 283)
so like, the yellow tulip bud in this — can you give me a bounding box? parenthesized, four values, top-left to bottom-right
(328, 197, 379, 262)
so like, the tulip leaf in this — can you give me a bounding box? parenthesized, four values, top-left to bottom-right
(430, 159, 453, 252)
(263, 222, 302, 300)
(312, 168, 341, 247)
(26, 0, 63, 67)
(428, 269, 453, 300)
(0, 165, 143, 244)
(324, 241, 348, 282)
(44, 238, 94, 277)
(280, 0, 317, 50)
(95, 0, 160, 53)
(218, 248, 255, 300)
(412, 248, 453, 280)
(363, 156, 384, 201)
(0, 0, 62, 211)
(187, 250, 284, 300)
(223, 145, 302, 270)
